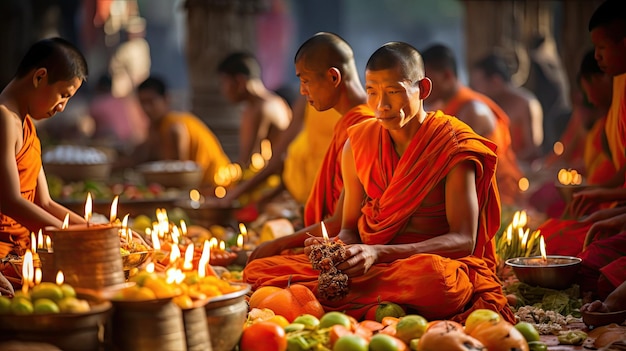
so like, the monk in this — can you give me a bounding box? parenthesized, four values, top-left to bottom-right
(217, 52, 292, 169)
(247, 32, 373, 260)
(245, 41, 514, 324)
(470, 53, 544, 168)
(132, 76, 231, 190)
(0, 38, 89, 257)
(422, 44, 524, 206)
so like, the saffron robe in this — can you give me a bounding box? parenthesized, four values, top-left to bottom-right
(303, 105, 374, 226)
(283, 105, 342, 204)
(0, 116, 41, 257)
(158, 112, 231, 187)
(584, 116, 616, 185)
(443, 86, 523, 206)
(605, 73, 626, 170)
(245, 111, 514, 324)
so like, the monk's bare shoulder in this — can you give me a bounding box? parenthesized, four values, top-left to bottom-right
(0, 105, 22, 154)
(457, 100, 496, 136)
(261, 94, 291, 130)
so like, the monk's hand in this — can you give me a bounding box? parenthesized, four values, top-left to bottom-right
(584, 211, 626, 250)
(0, 273, 14, 297)
(571, 188, 610, 218)
(303, 236, 327, 256)
(581, 300, 609, 313)
(336, 244, 379, 278)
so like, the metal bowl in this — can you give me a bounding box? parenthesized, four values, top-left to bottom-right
(204, 283, 250, 351)
(505, 256, 582, 290)
(138, 161, 203, 189)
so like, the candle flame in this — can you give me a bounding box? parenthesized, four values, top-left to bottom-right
(519, 210, 528, 228)
(35, 268, 42, 285)
(110, 195, 119, 223)
(198, 240, 211, 278)
(56, 270, 64, 285)
(22, 250, 33, 293)
(180, 220, 187, 236)
(250, 153, 265, 171)
(84, 193, 92, 223)
(151, 229, 161, 251)
(215, 186, 226, 199)
(121, 214, 129, 232)
(506, 225, 512, 246)
(165, 268, 176, 284)
(209, 237, 218, 249)
(219, 240, 225, 251)
(62, 213, 70, 229)
(170, 244, 181, 263)
(239, 223, 247, 236)
(237, 234, 243, 248)
(261, 139, 272, 161)
(171, 226, 180, 244)
(183, 244, 194, 270)
(521, 229, 530, 251)
(512, 211, 520, 228)
(37, 229, 44, 250)
(146, 262, 155, 273)
(539, 235, 547, 261)
(31, 232, 36, 252)
(45, 235, 52, 251)
(321, 221, 329, 241)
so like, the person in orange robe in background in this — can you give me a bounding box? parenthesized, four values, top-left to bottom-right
(246, 42, 514, 323)
(0, 38, 89, 258)
(247, 32, 373, 260)
(422, 44, 524, 207)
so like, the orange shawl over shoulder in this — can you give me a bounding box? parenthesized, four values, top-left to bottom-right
(584, 117, 616, 184)
(444, 86, 523, 205)
(159, 112, 231, 187)
(605, 73, 626, 171)
(303, 105, 374, 226)
(0, 116, 41, 256)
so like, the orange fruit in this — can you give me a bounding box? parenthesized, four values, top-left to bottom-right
(249, 286, 282, 309)
(257, 284, 324, 322)
(240, 321, 287, 351)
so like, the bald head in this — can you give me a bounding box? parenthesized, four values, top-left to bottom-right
(294, 32, 358, 80)
(366, 41, 425, 85)
(421, 43, 458, 77)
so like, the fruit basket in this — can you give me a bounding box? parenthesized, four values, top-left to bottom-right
(138, 160, 203, 189)
(43, 145, 112, 182)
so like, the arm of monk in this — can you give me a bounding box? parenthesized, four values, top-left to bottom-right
(166, 122, 191, 161)
(0, 111, 83, 230)
(335, 139, 480, 278)
(457, 100, 496, 138)
(34, 168, 85, 225)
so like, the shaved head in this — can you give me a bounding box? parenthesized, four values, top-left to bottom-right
(294, 32, 358, 80)
(365, 41, 425, 85)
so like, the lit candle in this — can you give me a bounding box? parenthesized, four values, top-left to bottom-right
(170, 244, 181, 265)
(219, 240, 226, 252)
(62, 213, 70, 229)
(31, 232, 37, 253)
(22, 250, 33, 294)
(236, 234, 244, 249)
(183, 244, 194, 271)
(151, 229, 161, 251)
(56, 270, 64, 285)
(198, 240, 211, 278)
(539, 235, 547, 264)
(180, 220, 187, 236)
(321, 221, 329, 242)
(45, 235, 52, 253)
(37, 229, 44, 250)
(110, 195, 119, 223)
(84, 192, 92, 224)
(145, 262, 155, 273)
(34, 268, 42, 285)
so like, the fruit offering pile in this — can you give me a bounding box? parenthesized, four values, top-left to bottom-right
(0, 282, 90, 315)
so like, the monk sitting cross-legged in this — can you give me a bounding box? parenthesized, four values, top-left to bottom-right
(245, 42, 514, 324)
(247, 32, 374, 260)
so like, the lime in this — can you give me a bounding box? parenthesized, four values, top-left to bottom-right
(319, 311, 352, 329)
(34, 298, 60, 314)
(465, 309, 501, 334)
(284, 323, 306, 333)
(369, 333, 401, 351)
(333, 335, 368, 351)
(515, 321, 540, 342)
(375, 302, 406, 323)
(58, 297, 90, 313)
(0, 296, 11, 314)
(60, 284, 76, 298)
(293, 314, 320, 330)
(395, 314, 428, 343)
(11, 298, 34, 315)
(30, 282, 64, 302)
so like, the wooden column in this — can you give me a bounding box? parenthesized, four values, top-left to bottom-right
(184, 0, 268, 161)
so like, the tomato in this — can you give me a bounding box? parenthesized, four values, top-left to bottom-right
(333, 334, 368, 351)
(239, 321, 287, 351)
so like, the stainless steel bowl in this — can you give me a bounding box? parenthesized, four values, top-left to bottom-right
(505, 256, 582, 290)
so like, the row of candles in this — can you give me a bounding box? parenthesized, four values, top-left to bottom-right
(497, 210, 548, 263)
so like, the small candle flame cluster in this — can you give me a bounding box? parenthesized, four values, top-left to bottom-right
(21, 242, 65, 294)
(557, 168, 583, 186)
(212, 139, 272, 199)
(32, 229, 53, 253)
(307, 222, 349, 301)
(496, 210, 546, 262)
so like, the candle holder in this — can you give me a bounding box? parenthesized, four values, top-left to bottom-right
(505, 256, 582, 290)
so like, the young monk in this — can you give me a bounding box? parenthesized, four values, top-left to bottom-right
(0, 38, 88, 257)
(422, 44, 524, 207)
(470, 53, 544, 168)
(133, 76, 231, 189)
(247, 32, 374, 260)
(217, 52, 292, 168)
(245, 41, 514, 323)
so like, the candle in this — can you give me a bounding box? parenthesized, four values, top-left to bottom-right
(62, 213, 70, 229)
(22, 250, 33, 294)
(34, 268, 42, 285)
(539, 235, 547, 264)
(45, 235, 52, 253)
(146, 262, 155, 273)
(56, 270, 64, 285)
(236, 234, 244, 249)
(110, 195, 119, 223)
(37, 229, 44, 250)
(321, 221, 329, 242)
(198, 240, 211, 278)
(183, 244, 194, 271)
(84, 192, 92, 224)
(180, 220, 187, 236)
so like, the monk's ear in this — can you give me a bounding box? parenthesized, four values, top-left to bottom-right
(32, 68, 48, 88)
(328, 67, 342, 87)
(418, 77, 432, 100)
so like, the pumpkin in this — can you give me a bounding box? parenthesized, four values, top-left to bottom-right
(419, 329, 485, 351)
(248, 286, 282, 309)
(256, 283, 325, 322)
(468, 320, 529, 351)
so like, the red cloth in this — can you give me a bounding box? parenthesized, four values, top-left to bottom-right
(540, 219, 590, 257)
(577, 232, 626, 298)
(303, 105, 374, 226)
(0, 116, 41, 256)
(443, 86, 523, 206)
(245, 111, 514, 324)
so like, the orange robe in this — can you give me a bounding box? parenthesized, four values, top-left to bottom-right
(159, 112, 231, 187)
(0, 116, 41, 257)
(584, 116, 616, 184)
(443, 86, 523, 206)
(245, 111, 514, 323)
(605, 73, 626, 171)
(303, 105, 374, 226)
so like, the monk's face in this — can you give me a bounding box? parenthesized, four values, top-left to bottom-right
(591, 25, 626, 76)
(581, 73, 613, 109)
(295, 60, 339, 112)
(218, 74, 246, 103)
(30, 70, 82, 120)
(469, 69, 495, 97)
(138, 88, 169, 122)
(365, 66, 424, 130)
